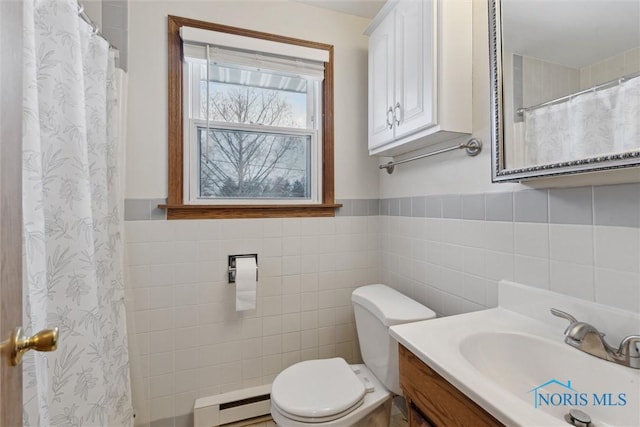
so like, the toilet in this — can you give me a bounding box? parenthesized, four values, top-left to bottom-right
(270, 284, 436, 426)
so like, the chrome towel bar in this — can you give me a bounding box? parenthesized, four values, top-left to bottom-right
(379, 138, 482, 174)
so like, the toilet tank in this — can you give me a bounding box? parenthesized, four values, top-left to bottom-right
(351, 284, 436, 395)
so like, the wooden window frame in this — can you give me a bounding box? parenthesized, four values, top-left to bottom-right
(163, 15, 340, 219)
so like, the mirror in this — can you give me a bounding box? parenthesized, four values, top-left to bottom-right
(489, 0, 640, 182)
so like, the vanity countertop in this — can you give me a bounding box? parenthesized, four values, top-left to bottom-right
(390, 307, 640, 427)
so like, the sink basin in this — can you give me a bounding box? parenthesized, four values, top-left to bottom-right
(390, 307, 640, 426)
(460, 332, 640, 426)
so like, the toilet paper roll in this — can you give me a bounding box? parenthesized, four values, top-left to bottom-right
(235, 257, 257, 311)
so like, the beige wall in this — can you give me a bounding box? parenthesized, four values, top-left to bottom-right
(126, 0, 379, 199)
(376, 0, 640, 343)
(125, 2, 381, 425)
(123, 2, 640, 426)
(82, 0, 102, 27)
(378, 0, 522, 198)
(522, 56, 579, 107)
(580, 46, 640, 89)
(378, 0, 640, 197)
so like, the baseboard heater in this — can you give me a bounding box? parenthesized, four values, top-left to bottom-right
(194, 384, 272, 427)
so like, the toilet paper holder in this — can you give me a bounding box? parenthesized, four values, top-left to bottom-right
(228, 254, 258, 283)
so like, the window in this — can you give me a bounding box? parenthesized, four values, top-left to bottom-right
(184, 47, 321, 204)
(166, 16, 339, 219)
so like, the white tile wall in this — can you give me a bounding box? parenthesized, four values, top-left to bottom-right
(126, 208, 640, 425)
(125, 217, 379, 424)
(380, 216, 640, 318)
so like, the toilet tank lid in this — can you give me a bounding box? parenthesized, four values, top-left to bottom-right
(351, 284, 436, 326)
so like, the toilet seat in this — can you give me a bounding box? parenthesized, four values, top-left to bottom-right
(271, 358, 366, 422)
(272, 398, 364, 423)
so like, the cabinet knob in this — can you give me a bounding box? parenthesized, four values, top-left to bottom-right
(386, 106, 394, 129)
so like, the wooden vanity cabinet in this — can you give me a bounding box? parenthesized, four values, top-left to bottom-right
(398, 344, 503, 427)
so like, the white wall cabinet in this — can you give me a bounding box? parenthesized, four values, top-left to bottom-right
(366, 0, 472, 157)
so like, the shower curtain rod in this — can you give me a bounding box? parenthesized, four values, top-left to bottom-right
(77, 1, 117, 51)
(517, 70, 640, 115)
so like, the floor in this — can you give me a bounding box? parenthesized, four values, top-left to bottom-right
(243, 398, 409, 427)
(390, 411, 409, 427)
(390, 396, 409, 427)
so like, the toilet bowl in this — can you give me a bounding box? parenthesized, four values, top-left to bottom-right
(270, 359, 390, 426)
(270, 284, 436, 426)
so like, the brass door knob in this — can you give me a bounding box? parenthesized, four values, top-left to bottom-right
(11, 326, 59, 366)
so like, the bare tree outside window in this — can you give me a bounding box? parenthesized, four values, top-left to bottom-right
(198, 84, 311, 199)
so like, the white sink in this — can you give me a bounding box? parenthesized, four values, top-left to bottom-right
(390, 307, 640, 426)
(459, 331, 640, 426)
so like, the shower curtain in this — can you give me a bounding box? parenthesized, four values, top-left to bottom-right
(523, 75, 640, 166)
(22, 0, 133, 425)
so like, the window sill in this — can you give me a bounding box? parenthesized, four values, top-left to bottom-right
(158, 203, 343, 219)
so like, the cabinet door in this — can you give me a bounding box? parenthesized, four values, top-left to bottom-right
(368, 9, 396, 150)
(409, 404, 434, 427)
(393, 0, 436, 139)
(399, 345, 503, 427)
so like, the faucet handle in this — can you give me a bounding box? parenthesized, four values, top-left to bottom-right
(551, 308, 580, 336)
(551, 309, 604, 343)
(619, 335, 640, 357)
(551, 308, 578, 324)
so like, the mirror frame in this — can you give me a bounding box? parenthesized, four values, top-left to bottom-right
(488, 0, 640, 182)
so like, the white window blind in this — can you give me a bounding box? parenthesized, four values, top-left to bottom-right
(180, 26, 328, 79)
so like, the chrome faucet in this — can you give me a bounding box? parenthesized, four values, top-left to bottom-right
(551, 308, 640, 369)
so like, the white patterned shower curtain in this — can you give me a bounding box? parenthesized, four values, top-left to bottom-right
(523, 75, 640, 166)
(22, 0, 133, 425)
